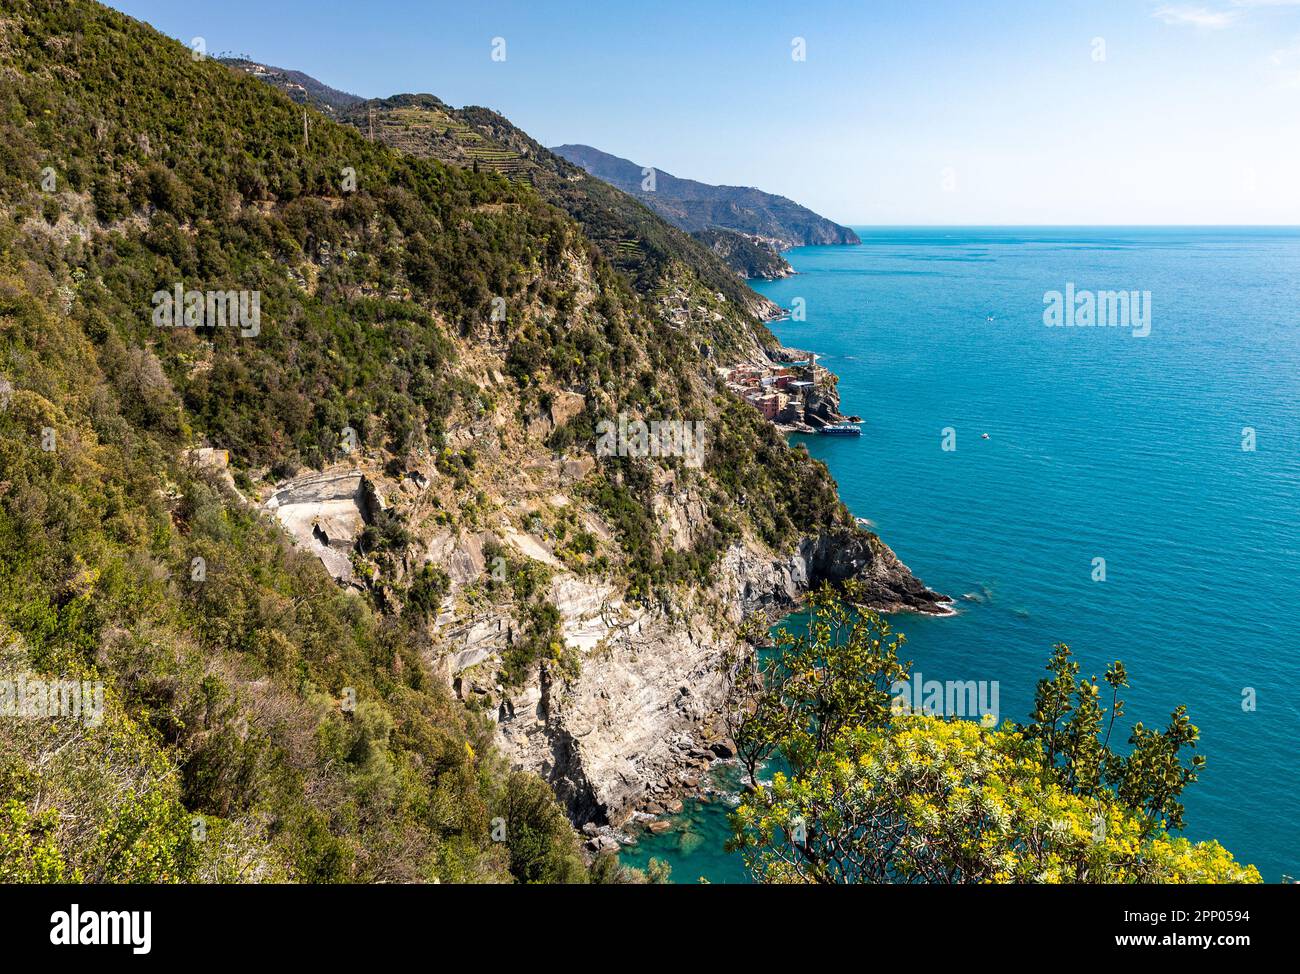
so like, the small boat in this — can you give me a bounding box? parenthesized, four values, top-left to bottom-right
(820, 424, 862, 437)
(981, 432, 990, 439)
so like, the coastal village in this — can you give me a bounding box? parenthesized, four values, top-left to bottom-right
(720, 349, 862, 434)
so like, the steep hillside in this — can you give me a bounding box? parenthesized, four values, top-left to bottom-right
(692, 227, 794, 280)
(330, 94, 786, 336)
(552, 143, 861, 250)
(0, 0, 943, 880)
(226, 64, 795, 303)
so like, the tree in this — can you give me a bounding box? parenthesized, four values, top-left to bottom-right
(1020, 644, 1203, 836)
(726, 585, 1260, 884)
(0, 800, 71, 883)
(588, 852, 672, 884)
(722, 581, 908, 788)
(500, 772, 588, 884)
(404, 564, 450, 619)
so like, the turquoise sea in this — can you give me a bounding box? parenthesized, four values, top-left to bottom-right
(622, 227, 1300, 884)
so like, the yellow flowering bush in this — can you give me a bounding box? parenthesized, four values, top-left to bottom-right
(727, 586, 1261, 884)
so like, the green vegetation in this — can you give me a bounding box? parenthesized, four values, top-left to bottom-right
(588, 851, 672, 884)
(500, 600, 567, 689)
(725, 586, 1261, 884)
(352, 97, 779, 353)
(0, 0, 868, 886)
(497, 771, 586, 883)
(0, 0, 622, 884)
(404, 564, 450, 619)
(212, 38, 857, 612)
(691, 227, 793, 281)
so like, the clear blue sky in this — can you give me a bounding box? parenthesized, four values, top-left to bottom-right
(106, 0, 1300, 225)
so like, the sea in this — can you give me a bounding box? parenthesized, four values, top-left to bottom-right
(620, 227, 1300, 884)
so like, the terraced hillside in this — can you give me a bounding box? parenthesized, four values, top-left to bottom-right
(362, 99, 531, 179)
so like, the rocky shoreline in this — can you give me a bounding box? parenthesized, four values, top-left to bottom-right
(243, 350, 952, 849)
(245, 461, 952, 841)
(486, 526, 950, 840)
(565, 529, 953, 858)
(532, 344, 953, 847)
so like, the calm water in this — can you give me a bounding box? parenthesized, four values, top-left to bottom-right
(623, 227, 1300, 884)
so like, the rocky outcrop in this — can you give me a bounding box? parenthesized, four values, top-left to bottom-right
(264, 468, 379, 584)
(494, 601, 729, 824)
(423, 528, 491, 587)
(723, 529, 951, 619)
(473, 527, 948, 828)
(801, 530, 953, 613)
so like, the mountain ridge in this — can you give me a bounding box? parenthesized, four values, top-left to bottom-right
(551, 143, 861, 251)
(218, 60, 831, 281)
(334, 93, 786, 326)
(219, 56, 364, 114)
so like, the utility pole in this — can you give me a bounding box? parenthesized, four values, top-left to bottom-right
(303, 108, 309, 148)
(368, 106, 375, 141)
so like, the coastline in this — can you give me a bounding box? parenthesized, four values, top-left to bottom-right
(576, 303, 955, 860)
(727, 227, 1298, 881)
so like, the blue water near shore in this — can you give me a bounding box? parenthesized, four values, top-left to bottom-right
(622, 227, 1300, 884)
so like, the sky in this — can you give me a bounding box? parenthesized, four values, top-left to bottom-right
(104, 0, 1300, 225)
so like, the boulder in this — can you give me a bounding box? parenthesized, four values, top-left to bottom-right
(549, 390, 586, 428)
(586, 834, 620, 854)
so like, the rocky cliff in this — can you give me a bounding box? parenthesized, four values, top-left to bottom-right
(442, 526, 948, 827)
(0, 0, 947, 870)
(248, 423, 947, 832)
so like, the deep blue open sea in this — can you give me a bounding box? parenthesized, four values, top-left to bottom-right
(622, 227, 1300, 884)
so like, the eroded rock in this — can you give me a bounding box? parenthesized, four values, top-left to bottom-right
(265, 468, 377, 584)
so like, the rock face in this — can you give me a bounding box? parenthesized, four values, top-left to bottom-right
(264, 468, 378, 584)
(424, 528, 491, 588)
(250, 429, 947, 835)
(481, 528, 949, 827)
(797, 531, 954, 615)
(495, 600, 729, 824)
